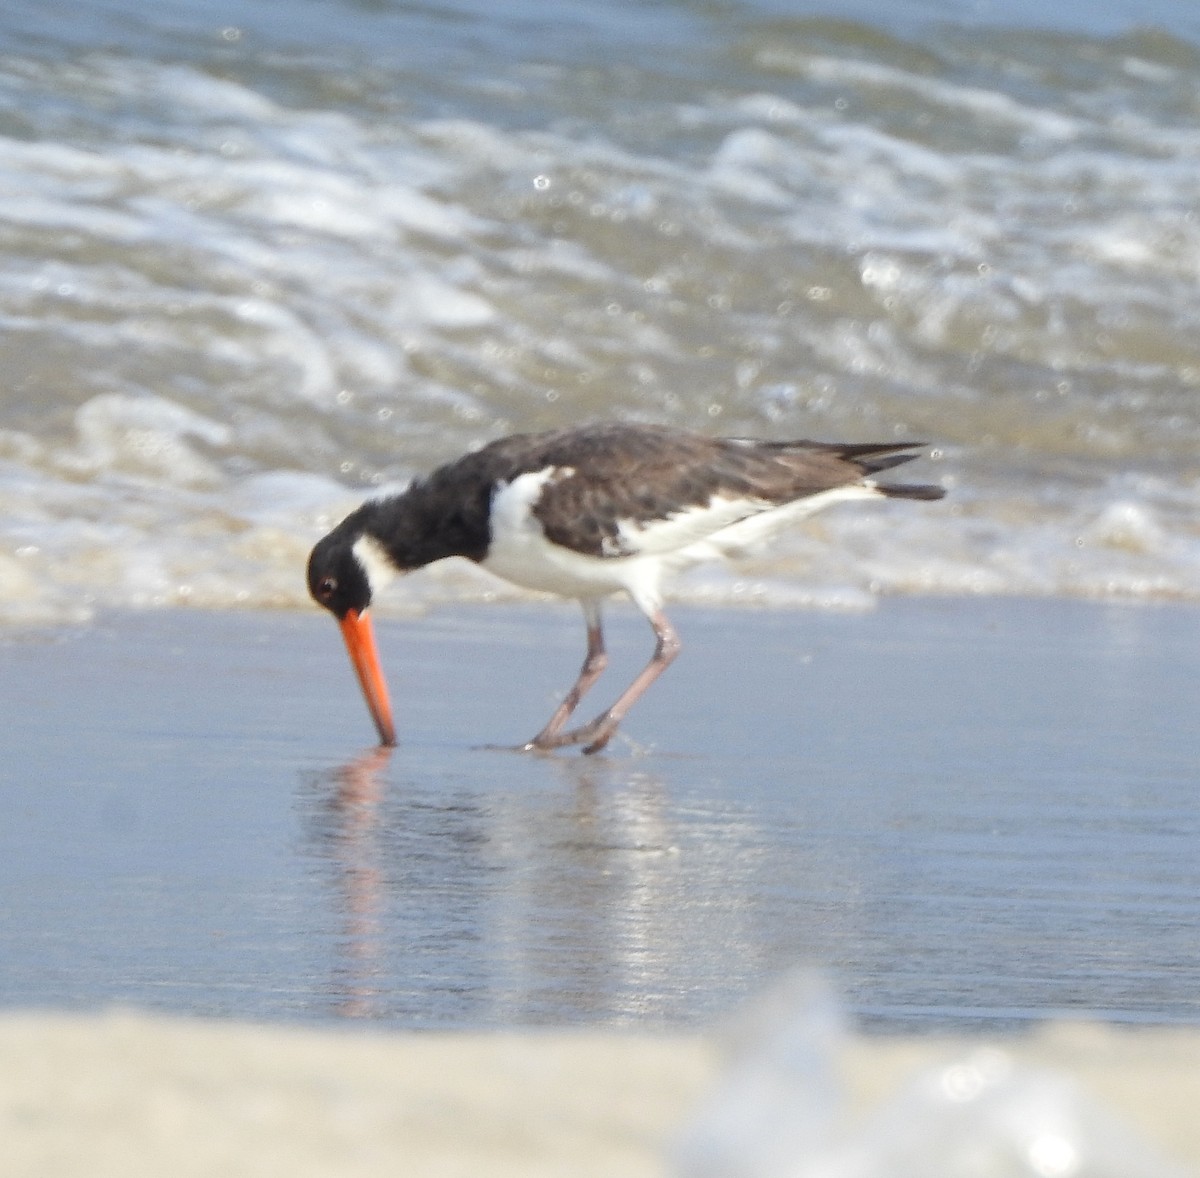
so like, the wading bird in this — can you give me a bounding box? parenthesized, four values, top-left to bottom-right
(307, 422, 943, 752)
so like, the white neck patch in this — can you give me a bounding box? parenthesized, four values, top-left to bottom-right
(352, 533, 398, 597)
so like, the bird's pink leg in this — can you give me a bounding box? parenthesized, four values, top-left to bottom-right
(523, 601, 608, 750)
(534, 608, 681, 755)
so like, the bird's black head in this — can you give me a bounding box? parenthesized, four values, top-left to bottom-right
(307, 511, 398, 747)
(307, 529, 372, 620)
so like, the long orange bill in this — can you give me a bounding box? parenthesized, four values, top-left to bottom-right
(338, 608, 397, 747)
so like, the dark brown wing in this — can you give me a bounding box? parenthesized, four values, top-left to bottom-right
(469, 424, 933, 558)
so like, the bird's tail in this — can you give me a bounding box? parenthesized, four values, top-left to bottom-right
(767, 438, 946, 501)
(834, 443, 946, 501)
(877, 482, 945, 501)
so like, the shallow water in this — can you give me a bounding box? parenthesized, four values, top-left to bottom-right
(3, 599, 1198, 1031)
(3, 0, 1200, 623)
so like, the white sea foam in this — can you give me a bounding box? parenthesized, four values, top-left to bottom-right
(0, 13, 1198, 624)
(770, 51, 1082, 140)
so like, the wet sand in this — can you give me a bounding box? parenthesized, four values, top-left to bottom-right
(3, 598, 1199, 1030)
(2, 599, 1199, 1172)
(4, 1011, 1200, 1176)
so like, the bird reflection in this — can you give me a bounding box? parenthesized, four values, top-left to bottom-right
(322, 746, 392, 1018)
(492, 757, 680, 1023)
(302, 742, 727, 1025)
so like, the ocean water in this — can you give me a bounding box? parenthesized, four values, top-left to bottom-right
(2, 0, 1200, 623)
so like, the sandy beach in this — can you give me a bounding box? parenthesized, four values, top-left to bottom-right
(5, 1010, 1200, 1176)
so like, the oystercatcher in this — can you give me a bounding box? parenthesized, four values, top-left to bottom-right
(307, 422, 944, 752)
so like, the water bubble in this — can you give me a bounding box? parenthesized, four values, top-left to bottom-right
(532, 174, 550, 190)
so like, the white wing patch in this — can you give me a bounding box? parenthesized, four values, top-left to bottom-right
(612, 484, 883, 558)
(612, 493, 770, 556)
(699, 483, 883, 558)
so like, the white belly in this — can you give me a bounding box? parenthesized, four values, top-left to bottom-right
(482, 529, 649, 599)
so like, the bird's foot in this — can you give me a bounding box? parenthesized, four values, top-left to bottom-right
(581, 731, 615, 755)
(513, 739, 559, 754)
(522, 712, 620, 755)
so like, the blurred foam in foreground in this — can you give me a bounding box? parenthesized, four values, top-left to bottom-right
(674, 971, 1191, 1178)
